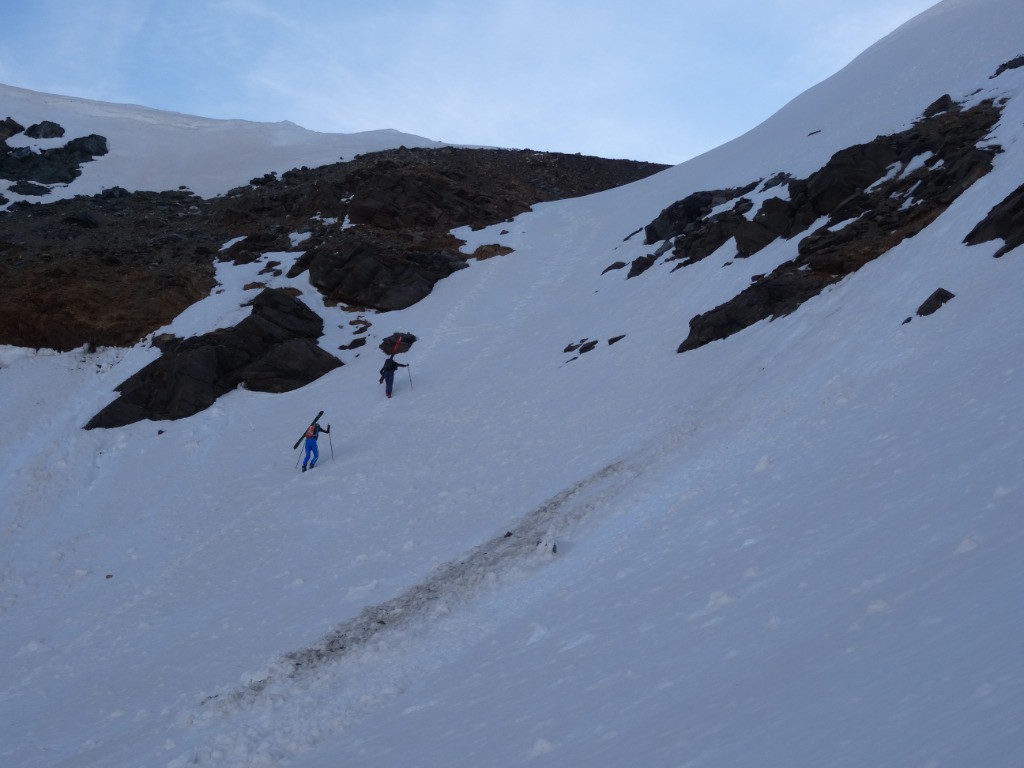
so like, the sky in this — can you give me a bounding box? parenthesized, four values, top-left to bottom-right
(2, 1, 1024, 766)
(0, 0, 941, 164)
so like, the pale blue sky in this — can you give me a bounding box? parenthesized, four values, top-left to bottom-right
(0, 0, 939, 163)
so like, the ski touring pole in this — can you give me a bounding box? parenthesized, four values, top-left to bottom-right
(328, 429, 334, 461)
(407, 363, 413, 391)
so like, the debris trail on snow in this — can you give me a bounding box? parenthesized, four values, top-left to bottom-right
(172, 458, 640, 765)
(210, 457, 636, 704)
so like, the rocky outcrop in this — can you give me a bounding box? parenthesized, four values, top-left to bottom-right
(0, 188, 222, 350)
(300, 228, 469, 310)
(218, 146, 670, 312)
(0, 117, 24, 142)
(964, 181, 1024, 257)
(991, 54, 1024, 79)
(1, 117, 107, 188)
(632, 96, 1004, 353)
(1, 144, 667, 352)
(85, 289, 341, 429)
(0, 140, 664, 426)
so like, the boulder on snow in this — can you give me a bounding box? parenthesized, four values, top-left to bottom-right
(0, 132, 108, 185)
(916, 288, 956, 317)
(379, 332, 417, 354)
(25, 120, 66, 139)
(85, 288, 341, 429)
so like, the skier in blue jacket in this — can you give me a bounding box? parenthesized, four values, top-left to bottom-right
(302, 422, 330, 471)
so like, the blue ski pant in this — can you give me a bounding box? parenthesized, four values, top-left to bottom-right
(303, 438, 319, 467)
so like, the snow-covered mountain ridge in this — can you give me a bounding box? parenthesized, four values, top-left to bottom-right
(0, 80, 448, 203)
(2, 1, 1023, 766)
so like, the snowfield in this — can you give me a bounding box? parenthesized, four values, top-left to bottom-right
(2, 0, 1023, 766)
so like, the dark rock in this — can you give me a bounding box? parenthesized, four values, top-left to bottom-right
(0, 132, 108, 185)
(380, 332, 417, 354)
(602, 261, 627, 274)
(675, 97, 1002, 353)
(340, 337, 367, 350)
(63, 212, 100, 228)
(306, 229, 467, 310)
(733, 219, 778, 257)
(1, 117, 25, 141)
(8, 180, 50, 196)
(245, 287, 325, 339)
(85, 289, 341, 428)
(643, 185, 756, 244)
(678, 269, 826, 353)
(803, 141, 902, 217)
(916, 288, 955, 316)
(0, 189, 218, 350)
(25, 120, 65, 139)
(467, 243, 514, 260)
(221, 228, 291, 265)
(991, 55, 1024, 79)
(753, 196, 797, 238)
(152, 333, 181, 352)
(241, 337, 339, 392)
(762, 172, 792, 191)
(645, 190, 718, 243)
(1, 145, 665, 353)
(923, 94, 954, 117)
(964, 181, 1024, 257)
(627, 254, 657, 278)
(668, 214, 744, 268)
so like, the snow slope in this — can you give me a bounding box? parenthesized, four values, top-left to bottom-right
(1, 1, 1022, 766)
(0, 82, 446, 207)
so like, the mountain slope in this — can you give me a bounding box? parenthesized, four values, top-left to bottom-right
(0, 82, 448, 204)
(1, 1, 1023, 767)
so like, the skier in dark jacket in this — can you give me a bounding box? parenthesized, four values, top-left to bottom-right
(379, 355, 407, 398)
(302, 422, 330, 471)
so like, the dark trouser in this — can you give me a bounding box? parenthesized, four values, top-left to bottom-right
(384, 371, 395, 396)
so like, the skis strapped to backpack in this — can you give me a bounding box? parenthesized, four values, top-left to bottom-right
(293, 411, 324, 450)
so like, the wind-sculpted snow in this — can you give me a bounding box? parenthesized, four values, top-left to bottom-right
(174, 459, 640, 765)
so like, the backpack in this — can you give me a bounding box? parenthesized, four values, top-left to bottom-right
(305, 424, 317, 438)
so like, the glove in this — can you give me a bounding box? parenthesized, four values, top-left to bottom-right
(379, 376, 384, 384)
